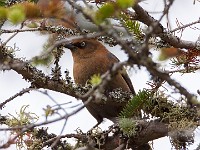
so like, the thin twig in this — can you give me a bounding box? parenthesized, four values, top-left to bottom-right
(0, 87, 34, 109)
(170, 19, 200, 33)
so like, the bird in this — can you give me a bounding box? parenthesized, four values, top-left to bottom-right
(64, 38, 136, 126)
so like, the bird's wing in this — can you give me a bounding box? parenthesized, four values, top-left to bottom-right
(108, 53, 136, 95)
(121, 68, 136, 95)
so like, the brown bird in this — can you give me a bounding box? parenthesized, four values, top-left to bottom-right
(64, 38, 136, 125)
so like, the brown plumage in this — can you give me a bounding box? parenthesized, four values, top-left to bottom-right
(64, 38, 135, 124)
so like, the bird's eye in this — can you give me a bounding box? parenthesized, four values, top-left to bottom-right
(73, 41, 87, 49)
(79, 41, 86, 48)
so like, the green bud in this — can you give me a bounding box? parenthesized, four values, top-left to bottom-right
(95, 2, 115, 24)
(89, 74, 102, 86)
(116, 0, 135, 9)
(7, 5, 25, 24)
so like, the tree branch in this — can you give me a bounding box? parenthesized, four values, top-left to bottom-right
(133, 4, 200, 50)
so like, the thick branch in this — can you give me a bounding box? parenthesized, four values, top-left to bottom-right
(42, 120, 168, 150)
(100, 120, 168, 149)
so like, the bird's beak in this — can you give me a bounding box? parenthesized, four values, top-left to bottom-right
(63, 42, 76, 50)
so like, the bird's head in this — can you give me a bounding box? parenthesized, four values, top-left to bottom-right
(64, 38, 107, 59)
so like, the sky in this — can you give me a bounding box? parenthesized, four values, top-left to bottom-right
(0, 0, 200, 149)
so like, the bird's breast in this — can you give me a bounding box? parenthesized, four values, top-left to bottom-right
(73, 58, 108, 85)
